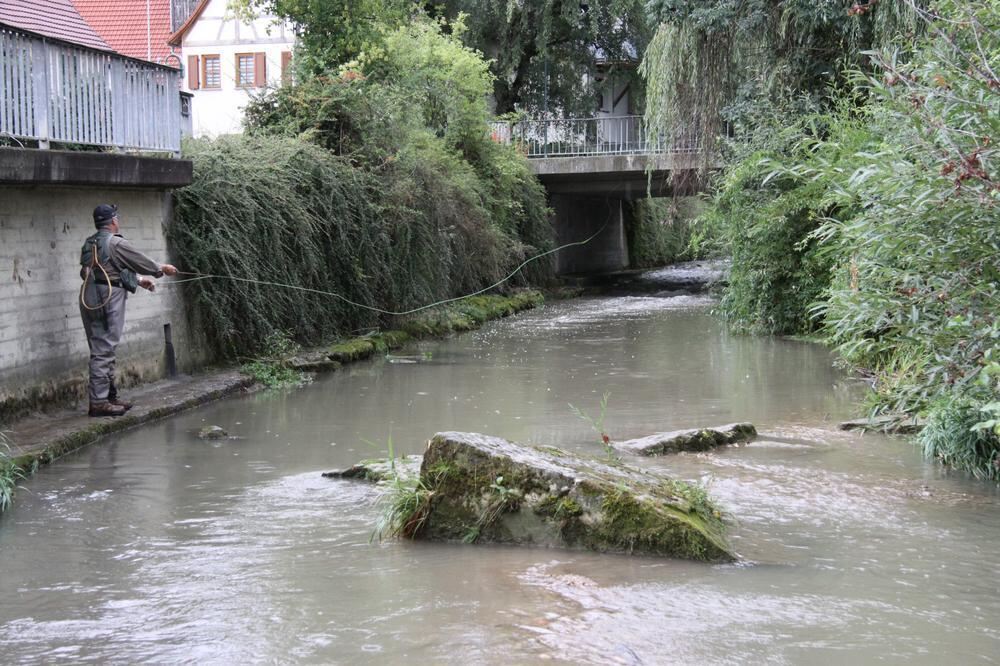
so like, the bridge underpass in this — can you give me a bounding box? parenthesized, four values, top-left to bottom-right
(530, 152, 707, 275)
(491, 115, 716, 275)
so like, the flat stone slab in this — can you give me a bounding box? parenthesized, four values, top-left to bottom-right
(614, 423, 757, 456)
(287, 352, 342, 373)
(839, 415, 924, 434)
(379, 432, 734, 561)
(322, 455, 422, 482)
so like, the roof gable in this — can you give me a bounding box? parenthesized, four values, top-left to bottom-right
(0, 0, 110, 51)
(168, 0, 210, 46)
(72, 0, 174, 63)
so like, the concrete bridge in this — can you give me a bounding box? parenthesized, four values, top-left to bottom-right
(490, 116, 715, 275)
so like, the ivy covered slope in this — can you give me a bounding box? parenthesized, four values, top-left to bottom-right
(171, 16, 552, 361)
(641, 0, 999, 478)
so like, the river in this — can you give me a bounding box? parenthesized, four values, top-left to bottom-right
(1, 288, 998, 664)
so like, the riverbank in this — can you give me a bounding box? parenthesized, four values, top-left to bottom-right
(0, 290, 544, 504)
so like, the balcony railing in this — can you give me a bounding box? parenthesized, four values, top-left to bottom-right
(489, 115, 705, 158)
(0, 24, 183, 154)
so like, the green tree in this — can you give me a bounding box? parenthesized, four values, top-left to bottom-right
(231, 0, 414, 73)
(443, 0, 653, 115)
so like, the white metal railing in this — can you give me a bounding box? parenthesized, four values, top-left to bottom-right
(0, 24, 182, 154)
(489, 115, 703, 158)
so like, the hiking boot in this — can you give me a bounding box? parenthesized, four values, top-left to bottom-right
(89, 401, 127, 417)
(108, 397, 134, 411)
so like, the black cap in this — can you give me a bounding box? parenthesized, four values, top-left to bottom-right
(93, 204, 118, 227)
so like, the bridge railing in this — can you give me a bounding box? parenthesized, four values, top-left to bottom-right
(0, 24, 183, 154)
(488, 115, 701, 158)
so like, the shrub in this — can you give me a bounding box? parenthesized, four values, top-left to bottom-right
(626, 197, 716, 268)
(175, 19, 552, 360)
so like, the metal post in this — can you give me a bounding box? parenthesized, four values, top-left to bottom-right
(163, 323, 178, 378)
(542, 57, 549, 157)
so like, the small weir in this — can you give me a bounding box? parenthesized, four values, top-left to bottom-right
(1, 272, 998, 664)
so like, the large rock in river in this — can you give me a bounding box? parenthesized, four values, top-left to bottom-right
(411, 432, 734, 561)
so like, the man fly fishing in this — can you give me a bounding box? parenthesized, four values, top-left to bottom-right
(79, 204, 178, 417)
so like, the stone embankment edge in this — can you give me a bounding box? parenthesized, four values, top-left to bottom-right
(9, 373, 258, 473)
(4, 290, 546, 492)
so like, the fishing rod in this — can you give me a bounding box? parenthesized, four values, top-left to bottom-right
(162, 215, 612, 317)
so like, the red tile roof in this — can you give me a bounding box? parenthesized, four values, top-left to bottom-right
(0, 0, 110, 51)
(72, 0, 174, 64)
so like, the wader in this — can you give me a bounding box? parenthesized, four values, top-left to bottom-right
(80, 282, 127, 403)
(80, 230, 135, 404)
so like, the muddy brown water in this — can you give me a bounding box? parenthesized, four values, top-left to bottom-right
(1, 293, 999, 664)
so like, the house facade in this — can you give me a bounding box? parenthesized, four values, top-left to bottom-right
(169, 0, 294, 137)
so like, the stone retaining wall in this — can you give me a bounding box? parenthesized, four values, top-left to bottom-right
(0, 150, 207, 419)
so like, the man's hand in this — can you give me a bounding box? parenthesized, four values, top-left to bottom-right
(160, 264, 178, 276)
(139, 277, 156, 292)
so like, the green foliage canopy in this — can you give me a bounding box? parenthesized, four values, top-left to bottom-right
(176, 16, 554, 360)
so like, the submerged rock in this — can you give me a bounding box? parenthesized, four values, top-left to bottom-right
(322, 455, 422, 482)
(198, 425, 228, 440)
(405, 432, 734, 561)
(614, 423, 756, 456)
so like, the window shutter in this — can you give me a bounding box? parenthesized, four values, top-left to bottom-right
(187, 55, 200, 90)
(281, 51, 292, 84)
(254, 52, 266, 87)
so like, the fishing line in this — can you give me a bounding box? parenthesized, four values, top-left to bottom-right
(163, 214, 611, 317)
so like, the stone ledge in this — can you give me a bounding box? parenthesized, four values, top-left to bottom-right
(0, 148, 193, 188)
(5, 371, 256, 471)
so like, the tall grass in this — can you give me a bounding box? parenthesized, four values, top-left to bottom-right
(918, 398, 1000, 481)
(0, 431, 24, 514)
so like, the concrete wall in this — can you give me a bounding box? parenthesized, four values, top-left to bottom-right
(0, 151, 204, 419)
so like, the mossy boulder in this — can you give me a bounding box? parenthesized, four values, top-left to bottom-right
(328, 338, 378, 363)
(614, 423, 756, 456)
(412, 432, 733, 561)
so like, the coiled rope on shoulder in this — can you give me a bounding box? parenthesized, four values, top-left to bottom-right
(79, 244, 113, 311)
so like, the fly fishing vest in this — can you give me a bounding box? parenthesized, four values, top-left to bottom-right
(80, 230, 140, 293)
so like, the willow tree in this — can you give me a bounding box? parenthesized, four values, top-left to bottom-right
(443, 0, 653, 115)
(640, 0, 924, 147)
